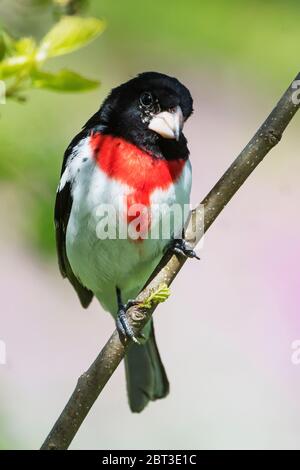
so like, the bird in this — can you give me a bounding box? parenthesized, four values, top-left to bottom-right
(54, 71, 196, 412)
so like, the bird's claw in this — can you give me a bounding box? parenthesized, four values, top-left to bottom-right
(116, 299, 142, 344)
(171, 239, 200, 260)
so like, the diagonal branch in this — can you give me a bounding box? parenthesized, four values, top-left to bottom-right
(41, 73, 300, 450)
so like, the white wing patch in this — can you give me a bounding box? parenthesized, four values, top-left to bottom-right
(58, 137, 93, 192)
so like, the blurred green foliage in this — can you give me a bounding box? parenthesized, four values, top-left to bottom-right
(0, 15, 105, 101)
(0, 0, 299, 257)
(93, 0, 300, 85)
(0, 411, 16, 449)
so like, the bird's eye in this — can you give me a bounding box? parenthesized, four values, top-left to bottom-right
(140, 92, 153, 108)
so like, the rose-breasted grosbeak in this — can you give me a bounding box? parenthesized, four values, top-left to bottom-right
(55, 72, 194, 412)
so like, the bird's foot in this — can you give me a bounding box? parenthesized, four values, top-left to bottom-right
(171, 238, 200, 260)
(116, 299, 143, 344)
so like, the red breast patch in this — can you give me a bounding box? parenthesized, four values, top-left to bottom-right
(90, 133, 185, 195)
(90, 132, 186, 240)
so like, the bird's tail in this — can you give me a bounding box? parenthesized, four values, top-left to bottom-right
(124, 321, 169, 413)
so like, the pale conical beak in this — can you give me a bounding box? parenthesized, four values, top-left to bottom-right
(148, 105, 184, 141)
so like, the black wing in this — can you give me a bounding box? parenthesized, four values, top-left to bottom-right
(54, 133, 93, 308)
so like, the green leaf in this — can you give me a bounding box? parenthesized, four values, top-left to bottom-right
(141, 284, 171, 309)
(0, 31, 16, 57)
(37, 16, 106, 60)
(32, 69, 99, 92)
(0, 55, 31, 79)
(14, 37, 36, 56)
(0, 35, 36, 79)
